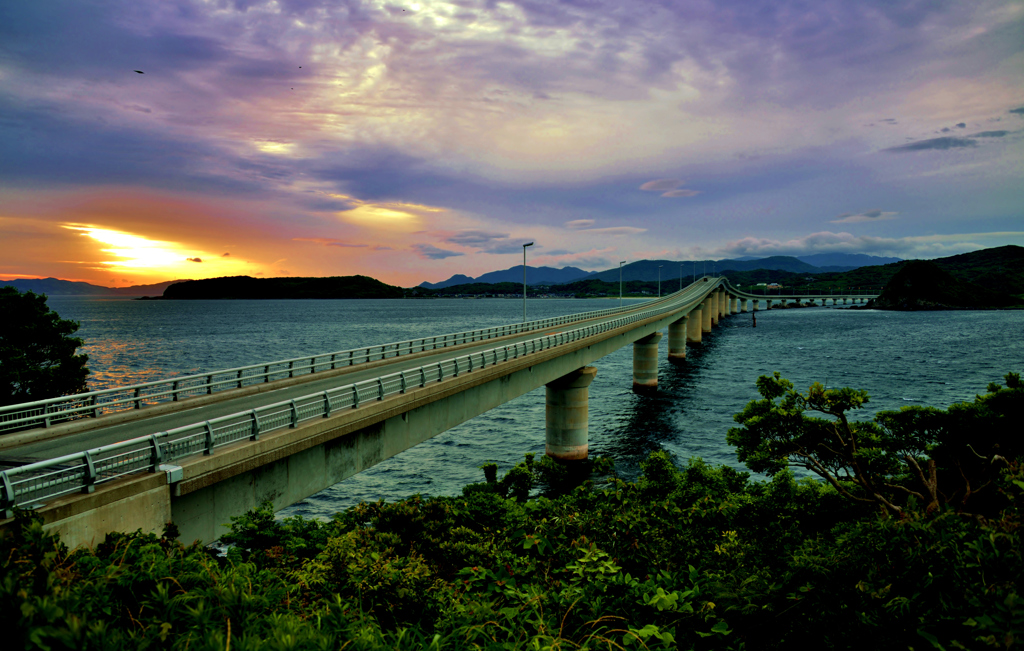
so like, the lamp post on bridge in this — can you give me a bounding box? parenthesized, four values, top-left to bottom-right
(522, 242, 534, 322)
(619, 260, 626, 307)
(658, 265, 663, 297)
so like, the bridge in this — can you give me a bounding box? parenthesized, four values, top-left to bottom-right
(0, 280, 875, 547)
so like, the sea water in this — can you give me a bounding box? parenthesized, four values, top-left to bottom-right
(45, 296, 1024, 516)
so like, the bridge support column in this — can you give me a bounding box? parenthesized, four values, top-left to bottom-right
(752, 299, 758, 312)
(741, 299, 748, 313)
(668, 317, 687, 365)
(546, 366, 598, 462)
(633, 332, 662, 392)
(687, 307, 702, 343)
(718, 290, 726, 321)
(731, 297, 738, 314)
(766, 299, 772, 310)
(702, 298, 713, 332)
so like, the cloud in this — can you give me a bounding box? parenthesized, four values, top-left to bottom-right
(579, 227, 648, 236)
(661, 189, 702, 198)
(445, 230, 510, 246)
(640, 179, 683, 191)
(186, 257, 202, 263)
(972, 130, 1010, 138)
(639, 179, 700, 198)
(221, 252, 230, 257)
(831, 209, 899, 224)
(411, 244, 463, 260)
(715, 230, 1024, 259)
(956, 123, 966, 128)
(292, 238, 367, 248)
(440, 230, 529, 254)
(565, 219, 595, 230)
(533, 247, 617, 270)
(1011, 107, 1024, 115)
(884, 137, 978, 152)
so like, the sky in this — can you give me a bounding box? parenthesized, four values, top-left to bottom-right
(1, 0, 1022, 288)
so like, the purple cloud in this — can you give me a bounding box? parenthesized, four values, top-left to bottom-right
(831, 209, 898, 224)
(884, 137, 977, 152)
(412, 244, 463, 260)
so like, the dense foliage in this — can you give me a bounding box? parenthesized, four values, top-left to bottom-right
(3, 375, 1022, 649)
(0, 287, 89, 407)
(729, 371, 1023, 516)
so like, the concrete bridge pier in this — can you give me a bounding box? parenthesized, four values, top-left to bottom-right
(687, 306, 703, 344)
(718, 290, 726, 321)
(741, 299, 748, 313)
(752, 299, 758, 312)
(766, 299, 773, 310)
(632, 332, 663, 392)
(668, 316, 687, 365)
(731, 297, 739, 314)
(702, 298, 714, 333)
(545, 366, 598, 462)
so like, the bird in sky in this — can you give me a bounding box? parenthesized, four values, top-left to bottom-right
(134, 70, 144, 74)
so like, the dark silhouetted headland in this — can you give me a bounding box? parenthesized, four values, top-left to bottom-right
(159, 275, 404, 300)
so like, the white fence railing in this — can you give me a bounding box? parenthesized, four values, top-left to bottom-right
(0, 294, 674, 433)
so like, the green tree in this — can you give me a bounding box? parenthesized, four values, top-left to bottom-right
(0, 287, 89, 407)
(727, 372, 1022, 516)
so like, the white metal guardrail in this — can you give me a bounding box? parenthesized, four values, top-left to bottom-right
(0, 294, 670, 433)
(0, 281, 714, 516)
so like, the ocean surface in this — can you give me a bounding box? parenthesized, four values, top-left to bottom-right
(46, 296, 1024, 517)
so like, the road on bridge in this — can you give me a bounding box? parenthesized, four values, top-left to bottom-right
(0, 286, 717, 468)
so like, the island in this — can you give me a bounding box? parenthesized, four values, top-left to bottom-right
(156, 275, 405, 300)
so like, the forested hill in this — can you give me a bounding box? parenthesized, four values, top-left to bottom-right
(159, 275, 404, 299)
(722, 245, 1024, 298)
(871, 260, 1019, 309)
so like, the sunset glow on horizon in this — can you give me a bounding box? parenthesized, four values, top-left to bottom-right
(0, 0, 1021, 288)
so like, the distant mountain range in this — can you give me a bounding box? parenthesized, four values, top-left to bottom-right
(419, 254, 903, 288)
(0, 277, 185, 296)
(419, 265, 594, 289)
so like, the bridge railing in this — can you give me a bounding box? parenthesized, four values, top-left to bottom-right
(0, 292, 686, 433)
(0, 284, 708, 516)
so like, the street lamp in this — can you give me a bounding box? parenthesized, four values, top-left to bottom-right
(619, 260, 626, 307)
(658, 265, 664, 297)
(522, 242, 534, 322)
